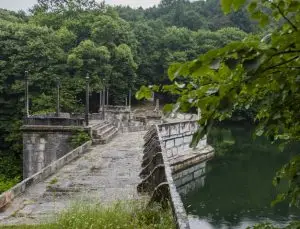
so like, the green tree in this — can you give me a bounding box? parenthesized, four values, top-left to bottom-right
(137, 1, 300, 227)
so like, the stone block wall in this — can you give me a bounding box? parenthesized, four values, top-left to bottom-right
(158, 121, 208, 160)
(158, 121, 198, 141)
(173, 162, 206, 195)
(22, 128, 75, 178)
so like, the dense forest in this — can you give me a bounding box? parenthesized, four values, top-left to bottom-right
(0, 0, 255, 191)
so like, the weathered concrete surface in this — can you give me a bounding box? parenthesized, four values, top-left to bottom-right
(0, 132, 145, 225)
(23, 131, 73, 178)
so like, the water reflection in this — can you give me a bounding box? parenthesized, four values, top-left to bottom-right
(181, 124, 300, 229)
(174, 162, 207, 196)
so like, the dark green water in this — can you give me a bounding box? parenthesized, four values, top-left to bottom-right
(182, 124, 300, 229)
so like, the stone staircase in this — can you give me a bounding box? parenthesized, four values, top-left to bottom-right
(91, 121, 118, 145)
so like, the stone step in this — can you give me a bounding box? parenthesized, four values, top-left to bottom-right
(96, 123, 111, 133)
(93, 129, 118, 145)
(97, 126, 115, 138)
(90, 121, 107, 130)
(92, 123, 110, 137)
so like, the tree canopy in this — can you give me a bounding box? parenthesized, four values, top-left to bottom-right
(0, 0, 249, 192)
(137, 0, 300, 223)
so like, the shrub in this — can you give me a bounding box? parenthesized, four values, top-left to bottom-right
(69, 129, 91, 148)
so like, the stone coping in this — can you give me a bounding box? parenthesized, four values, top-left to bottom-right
(155, 125, 191, 229)
(24, 117, 84, 126)
(21, 125, 85, 132)
(105, 110, 131, 113)
(170, 146, 214, 167)
(158, 120, 197, 128)
(170, 148, 214, 174)
(0, 141, 92, 211)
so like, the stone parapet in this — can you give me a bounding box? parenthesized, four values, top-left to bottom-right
(138, 126, 191, 229)
(22, 123, 85, 178)
(0, 141, 92, 211)
(138, 121, 215, 229)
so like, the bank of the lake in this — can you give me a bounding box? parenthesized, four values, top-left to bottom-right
(182, 124, 300, 229)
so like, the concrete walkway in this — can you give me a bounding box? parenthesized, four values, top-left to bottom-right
(0, 132, 145, 225)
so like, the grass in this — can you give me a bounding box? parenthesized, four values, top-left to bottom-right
(0, 201, 175, 229)
(48, 178, 58, 185)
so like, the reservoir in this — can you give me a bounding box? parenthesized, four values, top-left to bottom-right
(182, 124, 300, 229)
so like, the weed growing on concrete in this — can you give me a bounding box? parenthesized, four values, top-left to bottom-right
(49, 178, 58, 185)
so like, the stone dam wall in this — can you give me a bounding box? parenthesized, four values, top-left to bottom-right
(138, 121, 214, 229)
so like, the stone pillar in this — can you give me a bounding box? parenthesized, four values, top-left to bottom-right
(22, 126, 74, 178)
(99, 91, 102, 112)
(22, 117, 84, 179)
(198, 108, 201, 120)
(154, 99, 160, 113)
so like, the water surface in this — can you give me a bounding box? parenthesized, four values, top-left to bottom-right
(182, 124, 300, 229)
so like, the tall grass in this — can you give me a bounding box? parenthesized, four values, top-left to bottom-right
(0, 201, 175, 229)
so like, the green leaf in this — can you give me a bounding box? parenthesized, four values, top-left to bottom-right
(248, 1, 257, 13)
(233, 0, 246, 11)
(135, 86, 153, 100)
(221, 0, 233, 14)
(163, 104, 173, 113)
(175, 81, 186, 89)
(259, 14, 270, 27)
(168, 63, 182, 81)
(190, 126, 206, 148)
(271, 193, 286, 207)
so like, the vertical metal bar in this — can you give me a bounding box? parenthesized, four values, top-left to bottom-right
(25, 71, 29, 117)
(102, 88, 105, 120)
(129, 89, 132, 108)
(85, 74, 90, 126)
(106, 88, 109, 105)
(99, 91, 102, 112)
(56, 78, 60, 117)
